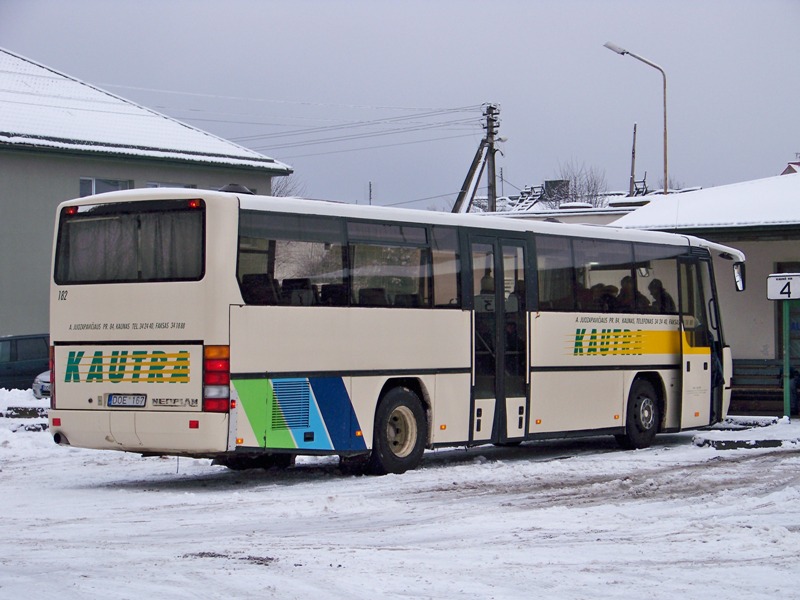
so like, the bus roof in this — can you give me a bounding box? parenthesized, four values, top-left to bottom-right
(60, 188, 745, 262)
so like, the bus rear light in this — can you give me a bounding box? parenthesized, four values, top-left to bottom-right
(203, 399, 230, 413)
(205, 359, 228, 372)
(52, 418, 62, 427)
(204, 345, 230, 360)
(203, 345, 230, 413)
(203, 385, 229, 398)
(189, 420, 200, 429)
(205, 371, 230, 385)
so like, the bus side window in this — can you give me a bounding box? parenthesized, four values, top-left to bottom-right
(431, 226, 461, 308)
(633, 245, 682, 315)
(535, 235, 575, 311)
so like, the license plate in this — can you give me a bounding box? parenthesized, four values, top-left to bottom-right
(108, 394, 146, 408)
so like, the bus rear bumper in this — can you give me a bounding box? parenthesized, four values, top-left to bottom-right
(49, 409, 230, 455)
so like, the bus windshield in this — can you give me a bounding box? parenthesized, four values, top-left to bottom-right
(54, 199, 205, 284)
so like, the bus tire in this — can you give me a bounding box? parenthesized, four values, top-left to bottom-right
(368, 387, 427, 475)
(616, 379, 660, 450)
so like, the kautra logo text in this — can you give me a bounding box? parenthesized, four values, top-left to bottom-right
(64, 350, 190, 383)
(572, 328, 638, 356)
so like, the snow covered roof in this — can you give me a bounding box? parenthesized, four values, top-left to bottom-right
(781, 162, 800, 175)
(613, 173, 800, 231)
(0, 48, 291, 174)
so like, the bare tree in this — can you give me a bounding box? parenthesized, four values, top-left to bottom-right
(543, 159, 609, 208)
(658, 175, 685, 193)
(270, 174, 306, 197)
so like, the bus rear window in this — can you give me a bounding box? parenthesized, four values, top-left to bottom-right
(54, 199, 205, 284)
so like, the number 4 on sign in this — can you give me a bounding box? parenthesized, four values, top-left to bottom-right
(767, 273, 800, 301)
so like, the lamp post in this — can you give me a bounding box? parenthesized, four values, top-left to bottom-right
(604, 42, 668, 195)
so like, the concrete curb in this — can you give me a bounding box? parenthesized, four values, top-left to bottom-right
(693, 415, 800, 450)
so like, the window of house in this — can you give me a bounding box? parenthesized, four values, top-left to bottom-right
(146, 182, 197, 189)
(79, 178, 132, 197)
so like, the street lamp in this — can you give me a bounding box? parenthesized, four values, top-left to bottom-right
(604, 42, 668, 195)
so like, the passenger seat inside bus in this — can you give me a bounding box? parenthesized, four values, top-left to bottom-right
(281, 278, 317, 305)
(394, 293, 421, 308)
(240, 273, 279, 305)
(321, 283, 348, 306)
(358, 287, 389, 306)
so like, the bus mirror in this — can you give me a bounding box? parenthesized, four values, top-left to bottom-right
(733, 262, 746, 291)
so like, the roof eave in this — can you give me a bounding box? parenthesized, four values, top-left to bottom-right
(0, 137, 293, 175)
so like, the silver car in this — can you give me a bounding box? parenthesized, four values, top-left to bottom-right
(32, 370, 50, 399)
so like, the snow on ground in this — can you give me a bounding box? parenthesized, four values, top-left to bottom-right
(2, 387, 800, 599)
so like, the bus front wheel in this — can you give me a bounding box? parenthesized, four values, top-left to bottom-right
(368, 387, 427, 475)
(615, 379, 660, 450)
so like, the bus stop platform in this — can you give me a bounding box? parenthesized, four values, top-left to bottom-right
(693, 416, 800, 450)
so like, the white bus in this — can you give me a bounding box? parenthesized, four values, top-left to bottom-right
(48, 188, 745, 474)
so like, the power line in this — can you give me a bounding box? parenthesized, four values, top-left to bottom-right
(381, 192, 458, 207)
(98, 82, 476, 113)
(232, 106, 481, 143)
(280, 132, 478, 159)
(253, 117, 481, 151)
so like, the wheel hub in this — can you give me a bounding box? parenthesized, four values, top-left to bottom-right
(638, 397, 655, 430)
(387, 405, 418, 458)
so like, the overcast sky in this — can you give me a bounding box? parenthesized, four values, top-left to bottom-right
(2, 0, 799, 209)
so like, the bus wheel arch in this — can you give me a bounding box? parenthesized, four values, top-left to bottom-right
(368, 382, 429, 475)
(616, 375, 663, 450)
(379, 378, 432, 442)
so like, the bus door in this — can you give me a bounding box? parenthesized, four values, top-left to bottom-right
(470, 237, 528, 444)
(678, 257, 723, 427)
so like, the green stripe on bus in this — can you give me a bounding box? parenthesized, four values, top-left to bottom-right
(234, 379, 297, 449)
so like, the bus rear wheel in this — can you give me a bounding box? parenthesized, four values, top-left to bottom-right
(615, 379, 660, 450)
(368, 387, 427, 475)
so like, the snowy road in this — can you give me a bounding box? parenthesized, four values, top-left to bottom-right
(2, 389, 800, 599)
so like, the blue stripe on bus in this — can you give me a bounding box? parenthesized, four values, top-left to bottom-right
(309, 377, 367, 452)
(270, 377, 333, 451)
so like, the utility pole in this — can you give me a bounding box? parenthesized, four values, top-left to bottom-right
(484, 104, 500, 212)
(451, 103, 501, 214)
(368, 181, 373, 205)
(629, 123, 637, 197)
